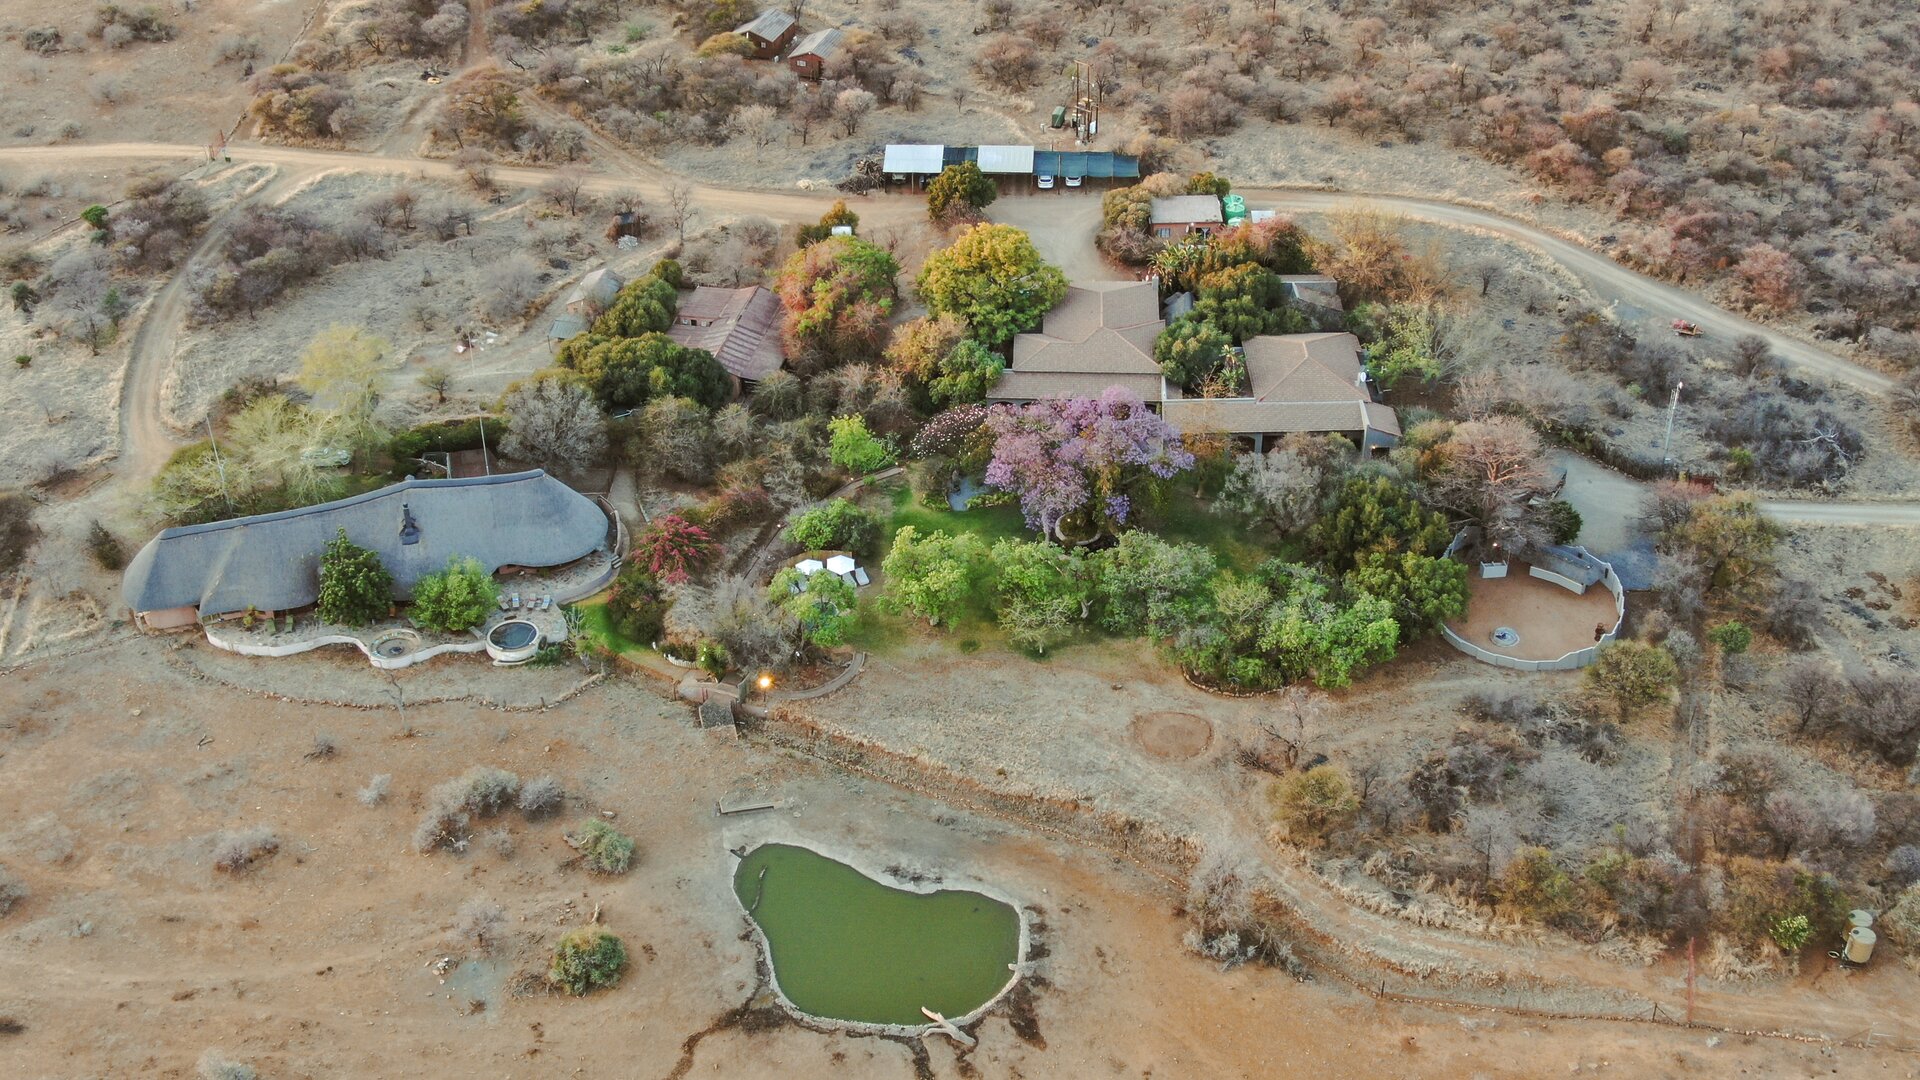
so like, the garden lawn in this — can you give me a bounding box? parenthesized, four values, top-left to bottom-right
(1154, 492, 1298, 572)
(881, 481, 1027, 546)
(569, 598, 654, 660)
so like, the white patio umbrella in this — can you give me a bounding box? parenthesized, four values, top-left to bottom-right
(794, 559, 825, 575)
(824, 554, 857, 576)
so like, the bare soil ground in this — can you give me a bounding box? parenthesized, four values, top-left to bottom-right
(1446, 571, 1621, 663)
(0, 637, 1904, 1079)
(0, 0, 316, 149)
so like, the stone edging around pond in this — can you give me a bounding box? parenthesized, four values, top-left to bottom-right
(719, 827, 1034, 1040)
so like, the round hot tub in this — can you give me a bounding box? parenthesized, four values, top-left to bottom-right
(487, 619, 542, 664)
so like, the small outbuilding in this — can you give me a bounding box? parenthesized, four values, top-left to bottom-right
(882, 143, 947, 186)
(564, 267, 623, 317)
(733, 10, 799, 59)
(787, 27, 845, 79)
(1149, 195, 1225, 240)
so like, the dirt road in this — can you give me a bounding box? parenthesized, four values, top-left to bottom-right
(1234, 186, 1892, 394)
(1759, 500, 1920, 526)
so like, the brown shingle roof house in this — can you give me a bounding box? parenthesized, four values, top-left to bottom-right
(1160, 333, 1400, 451)
(668, 285, 785, 383)
(984, 281, 1166, 404)
(984, 280, 1399, 452)
(1149, 195, 1224, 240)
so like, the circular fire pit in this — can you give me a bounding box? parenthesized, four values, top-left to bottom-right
(1490, 627, 1520, 648)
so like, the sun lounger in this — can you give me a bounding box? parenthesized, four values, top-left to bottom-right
(511, 594, 521, 610)
(854, 567, 871, 587)
(499, 596, 510, 611)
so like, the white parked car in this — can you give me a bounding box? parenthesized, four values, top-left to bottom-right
(1064, 174, 1083, 187)
(1036, 174, 1055, 189)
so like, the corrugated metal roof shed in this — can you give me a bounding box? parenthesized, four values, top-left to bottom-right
(882, 144, 945, 173)
(976, 144, 1036, 173)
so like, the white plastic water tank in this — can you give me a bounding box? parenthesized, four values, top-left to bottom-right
(1844, 926, 1876, 964)
(1848, 909, 1874, 929)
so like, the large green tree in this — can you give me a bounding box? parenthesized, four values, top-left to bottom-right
(1345, 551, 1468, 642)
(1153, 315, 1233, 389)
(1094, 531, 1217, 638)
(591, 273, 679, 337)
(1310, 474, 1451, 574)
(564, 332, 730, 411)
(916, 224, 1068, 349)
(879, 526, 989, 628)
(989, 538, 1095, 654)
(409, 555, 500, 632)
(925, 162, 997, 221)
(316, 528, 393, 627)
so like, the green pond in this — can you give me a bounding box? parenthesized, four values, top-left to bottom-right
(733, 843, 1022, 1027)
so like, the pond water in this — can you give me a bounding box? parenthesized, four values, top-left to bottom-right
(733, 843, 1021, 1027)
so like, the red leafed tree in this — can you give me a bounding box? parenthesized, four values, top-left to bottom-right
(633, 513, 716, 585)
(1734, 243, 1805, 313)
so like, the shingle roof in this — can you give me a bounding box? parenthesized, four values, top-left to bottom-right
(1149, 195, 1224, 225)
(735, 9, 795, 40)
(668, 285, 785, 381)
(1160, 333, 1400, 439)
(122, 471, 608, 616)
(987, 282, 1165, 402)
(789, 27, 844, 60)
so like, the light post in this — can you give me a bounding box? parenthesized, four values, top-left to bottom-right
(1662, 380, 1685, 471)
(757, 673, 773, 706)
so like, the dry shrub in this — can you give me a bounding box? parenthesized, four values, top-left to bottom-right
(414, 767, 522, 853)
(212, 828, 280, 873)
(0, 865, 27, 916)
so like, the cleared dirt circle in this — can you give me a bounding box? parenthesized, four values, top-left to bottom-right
(1129, 711, 1213, 760)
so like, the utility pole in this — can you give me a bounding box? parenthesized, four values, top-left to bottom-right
(1661, 379, 1684, 471)
(205, 417, 234, 513)
(477, 417, 491, 476)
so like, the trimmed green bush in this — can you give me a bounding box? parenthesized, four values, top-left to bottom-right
(569, 818, 635, 874)
(410, 555, 499, 632)
(548, 927, 627, 995)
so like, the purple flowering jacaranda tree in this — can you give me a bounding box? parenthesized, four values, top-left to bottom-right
(982, 387, 1194, 540)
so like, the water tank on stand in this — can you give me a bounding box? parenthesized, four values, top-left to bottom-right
(1844, 926, 1876, 964)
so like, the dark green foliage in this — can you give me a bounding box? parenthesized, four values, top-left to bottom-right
(592, 273, 679, 338)
(388, 416, 507, 478)
(1345, 551, 1468, 642)
(315, 528, 393, 627)
(409, 556, 499, 632)
(1190, 263, 1309, 344)
(925, 162, 997, 220)
(605, 564, 671, 644)
(549, 927, 628, 994)
(1309, 474, 1451, 574)
(80, 205, 109, 231)
(1186, 171, 1231, 197)
(1542, 499, 1583, 544)
(926, 338, 1005, 407)
(1153, 316, 1232, 389)
(785, 498, 880, 556)
(561, 332, 730, 411)
(85, 520, 125, 570)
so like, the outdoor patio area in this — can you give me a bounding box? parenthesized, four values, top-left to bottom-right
(1444, 565, 1623, 664)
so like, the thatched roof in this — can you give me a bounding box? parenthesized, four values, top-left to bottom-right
(122, 471, 607, 616)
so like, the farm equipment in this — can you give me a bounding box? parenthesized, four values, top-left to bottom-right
(1671, 319, 1703, 338)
